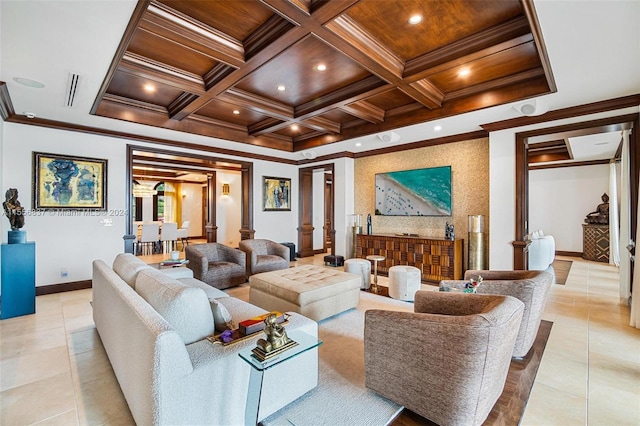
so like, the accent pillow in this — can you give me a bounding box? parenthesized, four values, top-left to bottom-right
(211, 299, 234, 332)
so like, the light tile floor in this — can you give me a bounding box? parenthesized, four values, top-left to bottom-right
(1, 255, 638, 425)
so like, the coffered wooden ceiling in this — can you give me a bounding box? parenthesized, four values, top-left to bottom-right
(92, 0, 555, 153)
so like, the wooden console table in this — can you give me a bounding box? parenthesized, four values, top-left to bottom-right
(356, 234, 463, 283)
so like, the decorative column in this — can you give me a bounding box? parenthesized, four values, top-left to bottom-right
(468, 215, 487, 270)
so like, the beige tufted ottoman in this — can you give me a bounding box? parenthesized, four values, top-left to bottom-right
(249, 265, 361, 321)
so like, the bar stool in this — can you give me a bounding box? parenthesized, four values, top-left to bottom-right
(366, 255, 385, 294)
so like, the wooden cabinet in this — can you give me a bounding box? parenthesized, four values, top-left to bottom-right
(582, 224, 609, 263)
(356, 234, 463, 283)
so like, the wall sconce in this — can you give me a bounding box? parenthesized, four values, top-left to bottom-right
(222, 183, 230, 195)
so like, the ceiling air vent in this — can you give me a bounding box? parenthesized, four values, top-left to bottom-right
(64, 72, 81, 107)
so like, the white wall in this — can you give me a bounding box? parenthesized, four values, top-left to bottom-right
(334, 157, 355, 259)
(312, 170, 325, 250)
(488, 106, 638, 270)
(251, 161, 298, 244)
(529, 164, 609, 252)
(1, 123, 127, 286)
(216, 171, 241, 247)
(0, 123, 304, 286)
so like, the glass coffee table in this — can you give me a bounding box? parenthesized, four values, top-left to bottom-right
(238, 329, 322, 426)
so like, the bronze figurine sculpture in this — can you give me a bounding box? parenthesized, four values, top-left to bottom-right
(3, 188, 25, 231)
(585, 193, 609, 225)
(256, 312, 291, 353)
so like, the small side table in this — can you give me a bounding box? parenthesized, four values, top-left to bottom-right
(238, 330, 322, 425)
(366, 255, 385, 294)
(159, 259, 189, 268)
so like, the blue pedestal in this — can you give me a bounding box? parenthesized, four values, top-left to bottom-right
(1, 242, 36, 319)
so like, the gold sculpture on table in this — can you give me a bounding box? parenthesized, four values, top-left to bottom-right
(252, 312, 297, 361)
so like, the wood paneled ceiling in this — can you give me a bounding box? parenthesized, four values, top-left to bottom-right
(92, 0, 556, 153)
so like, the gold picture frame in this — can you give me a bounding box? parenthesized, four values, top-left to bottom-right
(263, 176, 291, 211)
(33, 152, 107, 210)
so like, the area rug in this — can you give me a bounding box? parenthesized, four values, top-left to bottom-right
(261, 291, 412, 426)
(550, 259, 572, 285)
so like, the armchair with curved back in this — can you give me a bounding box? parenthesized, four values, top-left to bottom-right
(365, 291, 524, 426)
(440, 269, 553, 358)
(238, 239, 290, 276)
(185, 243, 246, 289)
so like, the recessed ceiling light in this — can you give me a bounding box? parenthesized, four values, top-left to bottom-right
(232, 110, 240, 115)
(277, 85, 286, 91)
(291, 124, 299, 131)
(408, 15, 422, 25)
(315, 64, 327, 71)
(143, 84, 156, 93)
(13, 77, 45, 88)
(355, 142, 362, 147)
(434, 125, 442, 131)
(458, 68, 470, 77)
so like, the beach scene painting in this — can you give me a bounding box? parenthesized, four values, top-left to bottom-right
(375, 166, 452, 216)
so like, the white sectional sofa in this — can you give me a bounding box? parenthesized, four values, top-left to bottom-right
(92, 253, 318, 425)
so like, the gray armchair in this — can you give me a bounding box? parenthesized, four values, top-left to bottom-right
(365, 291, 524, 426)
(239, 239, 289, 276)
(440, 269, 553, 358)
(185, 243, 246, 289)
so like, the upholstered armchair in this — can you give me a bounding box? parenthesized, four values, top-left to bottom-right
(365, 291, 524, 426)
(185, 243, 246, 289)
(239, 239, 290, 276)
(440, 269, 553, 358)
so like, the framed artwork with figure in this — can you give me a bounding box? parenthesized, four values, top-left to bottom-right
(33, 152, 107, 210)
(263, 176, 291, 211)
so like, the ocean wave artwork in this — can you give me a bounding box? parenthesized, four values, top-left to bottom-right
(375, 166, 452, 216)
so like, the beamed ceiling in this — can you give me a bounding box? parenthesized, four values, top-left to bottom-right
(92, 0, 556, 153)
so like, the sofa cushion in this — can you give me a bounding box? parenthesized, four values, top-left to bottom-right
(178, 277, 229, 299)
(210, 299, 234, 332)
(113, 253, 150, 288)
(135, 268, 214, 344)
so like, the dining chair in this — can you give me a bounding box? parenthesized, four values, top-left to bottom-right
(139, 223, 160, 255)
(176, 221, 190, 250)
(160, 222, 178, 253)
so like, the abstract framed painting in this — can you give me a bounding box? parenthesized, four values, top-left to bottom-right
(263, 176, 291, 211)
(32, 152, 107, 210)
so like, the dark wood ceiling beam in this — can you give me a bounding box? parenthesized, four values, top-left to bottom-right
(324, 16, 442, 109)
(528, 152, 571, 163)
(102, 93, 168, 114)
(244, 14, 295, 60)
(168, 93, 200, 118)
(170, 25, 309, 121)
(188, 114, 249, 133)
(261, 0, 359, 25)
(445, 68, 545, 102)
(323, 15, 404, 78)
(144, 1, 245, 67)
(119, 53, 206, 95)
(264, 1, 442, 109)
(340, 100, 384, 123)
(248, 117, 288, 136)
(302, 116, 341, 134)
(295, 76, 387, 116)
(203, 64, 236, 91)
(221, 88, 293, 119)
(521, 0, 557, 93)
(404, 16, 531, 78)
